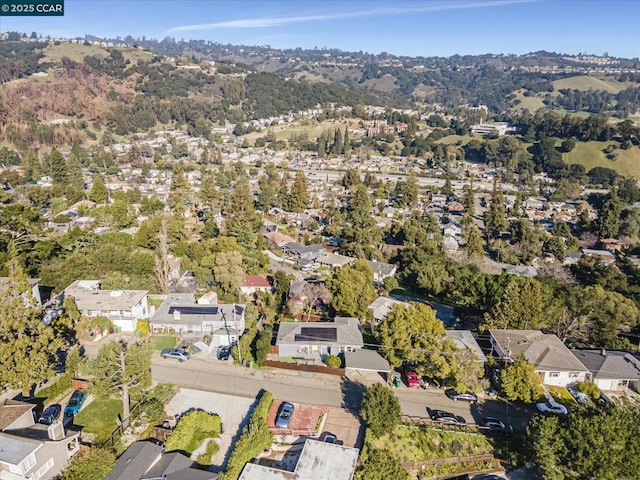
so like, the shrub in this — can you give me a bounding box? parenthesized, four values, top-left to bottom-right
(139, 398, 164, 424)
(360, 384, 401, 438)
(197, 439, 220, 465)
(136, 319, 150, 336)
(575, 381, 601, 400)
(147, 383, 177, 403)
(36, 373, 72, 403)
(219, 390, 273, 480)
(165, 410, 222, 455)
(326, 354, 342, 368)
(61, 448, 115, 480)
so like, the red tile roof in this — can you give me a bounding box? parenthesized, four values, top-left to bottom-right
(242, 275, 272, 288)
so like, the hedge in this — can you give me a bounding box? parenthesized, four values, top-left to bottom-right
(165, 411, 222, 455)
(218, 390, 273, 480)
(36, 373, 72, 403)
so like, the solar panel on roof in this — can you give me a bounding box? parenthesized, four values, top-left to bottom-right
(168, 306, 219, 315)
(294, 327, 337, 343)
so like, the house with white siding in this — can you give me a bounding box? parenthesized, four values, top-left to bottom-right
(489, 329, 589, 386)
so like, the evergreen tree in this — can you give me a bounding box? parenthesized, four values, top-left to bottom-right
(277, 175, 291, 210)
(485, 179, 507, 241)
(89, 176, 108, 203)
(225, 176, 261, 249)
(597, 187, 622, 239)
(256, 174, 278, 211)
(289, 170, 309, 212)
(66, 154, 85, 191)
(22, 150, 41, 181)
(327, 259, 376, 318)
(359, 383, 401, 438)
(0, 257, 64, 395)
(168, 163, 190, 216)
(199, 170, 219, 209)
(483, 277, 543, 330)
(463, 221, 484, 259)
(462, 182, 475, 216)
(49, 147, 68, 185)
(343, 126, 351, 155)
(500, 355, 544, 403)
(90, 340, 152, 425)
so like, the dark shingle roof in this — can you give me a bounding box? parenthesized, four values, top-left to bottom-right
(573, 349, 640, 380)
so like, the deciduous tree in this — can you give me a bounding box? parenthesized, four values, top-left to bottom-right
(499, 355, 543, 403)
(360, 383, 401, 438)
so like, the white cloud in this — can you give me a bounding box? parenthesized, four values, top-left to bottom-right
(167, 0, 535, 33)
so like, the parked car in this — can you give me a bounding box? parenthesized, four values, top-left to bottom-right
(480, 417, 513, 435)
(405, 371, 421, 388)
(536, 401, 568, 414)
(217, 345, 231, 361)
(275, 401, 295, 428)
(428, 409, 466, 425)
(64, 390, 87, 417)
(322, 432, 337, 444)
(445, 388, 478, 403)
(39, 404, 61, 425)
(568, 388, 589, 404)
(161, 348, 191, 362)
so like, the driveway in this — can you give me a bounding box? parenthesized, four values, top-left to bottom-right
(164, 389, 256, 471)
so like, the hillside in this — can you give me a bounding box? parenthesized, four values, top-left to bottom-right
(552, 75, 630, 94)
(564, 141, 640, 180)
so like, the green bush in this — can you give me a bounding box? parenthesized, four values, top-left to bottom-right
(136, 319, 150, 336)
(139, 398, 164, 424)
(575, 381, 601, 400)
(61, 448, 115, 480)
(147, 383, 177, 403)
(219, 391, 273, 480)
(326, 354, 342, 368)
(36, 373, 72, 403)
(165, 411, 222, 455)
(197, 439, 221, 465)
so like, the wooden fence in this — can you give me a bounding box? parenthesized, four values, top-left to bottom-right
(402, 454, 500, 478)
(264, 360, 345, 376)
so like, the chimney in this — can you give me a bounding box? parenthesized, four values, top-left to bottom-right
(48, 422, 65, 441)
(173, 309, 181, 321)
(601, 348, 606, 356)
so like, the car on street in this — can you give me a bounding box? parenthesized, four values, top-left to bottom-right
(428, 409, 466, 425)
(217, 345, 231, 361)
(480, 417, 513, 435)
(161, 348, 191, 362)
(405, 370, 421, 388)
(275, 401, 295, 428)
(445, 388, 478, 403)
(39, 404, 61, 425)
(64, 390, 87, 417)
(536, 401, 568, 414)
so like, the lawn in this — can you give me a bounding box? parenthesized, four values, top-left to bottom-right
(151, 336, 177, 351)
(73, 398, 123, 445)
(564, 141, 640, 179)
(552, 75, 628, 94)
(546, 386, 578, 408)
(437, 135, 476, 146)
(370, 425, 494, 463)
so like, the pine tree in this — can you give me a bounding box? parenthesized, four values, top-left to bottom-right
(49, 147, 68, 185)
(225, 176, 261, 248)
(0, 257, 64, 395)
(289, 170, 309, 212)
(597, 187, 622, 239)
(168, 163, 189, 216)
(463, 221, 484, 259)
(66, 153, 85, 190)
(485, 179, 507, 241)
(278, 175, 291, 210)
(462, 182, 475, 217)
(89, 176, 108, 203)
(22, 150, 41, 181)
(343, 127, 350, 155)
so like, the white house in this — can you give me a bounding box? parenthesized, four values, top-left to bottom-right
(62, 280, 148, 332)
(572, 349, 640, 392)
(489, 329, 589, 387)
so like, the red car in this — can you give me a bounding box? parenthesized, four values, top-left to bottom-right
(405, 371, 421, 388)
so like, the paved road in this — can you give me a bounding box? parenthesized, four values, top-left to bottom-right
(152, 353, 534, 431)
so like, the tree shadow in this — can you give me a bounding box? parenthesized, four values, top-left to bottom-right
(340, 377, 367, 449)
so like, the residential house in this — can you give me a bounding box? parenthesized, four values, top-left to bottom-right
(366, 260, 397, 285)
(149, 293, 245, 346)
(282, 242, 325, 262)
(503, 265, 538, 277)
(582, 248, 617, 266)
(240, 275, 273, 295)
(62, 280, 148, 332)
(489, 329, 589, 386)
(104, 440, 217, 480)
(275, 318, 364, 362)
(316, 253, 354, 269)
(0, 399, 80, 480)
(239, 439, 358, 480)
(263, 231, 296, 247)
(443, 236, 459, 253)
(442, 221, 462, 237)
(367, 296, 408, 324)
(0, 277, 42, 306)
(446, 330, 487, 365)
(572, 349, 640, 392)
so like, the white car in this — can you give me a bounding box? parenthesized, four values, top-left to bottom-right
(536, 401, 568, 414)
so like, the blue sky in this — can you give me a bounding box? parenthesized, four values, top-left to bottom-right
(3, 0, 640, 58)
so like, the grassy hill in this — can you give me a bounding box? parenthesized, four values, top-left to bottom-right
(41, 42, 153, 65)
(564, 141, 640, 179)
(552, 75, 630, 94)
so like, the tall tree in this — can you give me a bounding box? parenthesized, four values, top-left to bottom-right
(212, 251, 244, 298)
(463, 221, 484, 259)
(225, 176, 261, 248)
(359, 383, 401, 438)
(90, 340, 152, 425)
(500, 355, 543, 403)
(168, 163, 190, 217)
(154, 217, 171, 294)
(483, 277, 543, 331)
(289, 170, 309, 213)
(49, 147, 68, 185)
(327, 259, 376, 318)
(597, 187, 622, 239)
(484, 179, 507, 241)
(0, 257, 64, 395)
(89, 176, 108, 203)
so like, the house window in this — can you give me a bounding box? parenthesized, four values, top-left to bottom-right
(31, 458, 54, 480)
(21, 453, 36, 472)
(569, 372, 580, 378)
(549, 372, 560, 378)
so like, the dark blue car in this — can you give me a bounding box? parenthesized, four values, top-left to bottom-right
(39, 404, 62, 425)
(64, 390, 87, 417)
